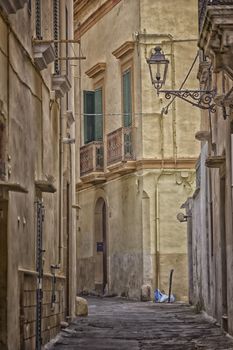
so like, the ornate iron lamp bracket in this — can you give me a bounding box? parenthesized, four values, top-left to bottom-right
(160, 89, 216, 113)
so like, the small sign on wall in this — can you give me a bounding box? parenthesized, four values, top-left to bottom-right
(97, 242, 104, 252)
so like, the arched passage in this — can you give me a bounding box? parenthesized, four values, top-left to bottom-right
(94, 198, 107, 294)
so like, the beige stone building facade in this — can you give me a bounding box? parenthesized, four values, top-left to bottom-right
(183, 0, 233, 336)
(0, 0, 77, 349)
(75, 0, 200, 301)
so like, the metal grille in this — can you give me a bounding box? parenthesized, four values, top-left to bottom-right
(53, 0, 60, 74)
(196, 156, 201, 189)
(80, 142, 104, 176)
(107, 127, 135, 165)
(0, 160, 5, 180)
(36, 200, 45, 350)
(28, 0, 31, 15)
(35, 0, 42, 39)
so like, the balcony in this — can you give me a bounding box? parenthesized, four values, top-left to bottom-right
(80, 142, 105, 184)
(107, 127, 136, 173)
(51, 74, 71, 99)
(198, 0, 233, 79)
(33, 43, 56, 71)
(199, 0, 233, 31)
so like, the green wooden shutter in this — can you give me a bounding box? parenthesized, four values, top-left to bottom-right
(84, 90, 95, 144)
(123, 70, 132, 127)
(94, 88, 103, 141)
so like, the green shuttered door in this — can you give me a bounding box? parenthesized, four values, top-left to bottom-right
(84, 90, 95, 144)
(95, 88, 103, 141)
(123, 70, 132, 127)
(84, 89, 103, 144)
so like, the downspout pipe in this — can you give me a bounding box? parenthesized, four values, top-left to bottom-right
(155, 170, 163, 289)
(58, 106, 64, 266)
(231, 132, 233, 214)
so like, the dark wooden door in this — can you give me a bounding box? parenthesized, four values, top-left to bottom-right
(220, 175, 228, 330)
(102, 202, 107, 293)
(0, 200, 8, 350)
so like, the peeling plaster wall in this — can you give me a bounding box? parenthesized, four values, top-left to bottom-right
(77, 175, 143, 299)
(76, 0, 200, 301)
(140, 0, 200, 160)
(77, 170, 195, 300)
(190, 71, 233, 334)
(0, 1, 76, 348)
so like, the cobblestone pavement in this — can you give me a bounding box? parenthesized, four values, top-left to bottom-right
(46, 297, 233, 350)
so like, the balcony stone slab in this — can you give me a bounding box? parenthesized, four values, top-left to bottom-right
(205, 155, 225, 168)
(199, 5, 233, 79)
(0, 181, 28, 193)
(33, 43, 56, 71)
(51, 74, 71, 99)
(35, 180, 56, 193)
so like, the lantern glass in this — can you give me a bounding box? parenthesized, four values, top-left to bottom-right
(147, 46, 169, 93)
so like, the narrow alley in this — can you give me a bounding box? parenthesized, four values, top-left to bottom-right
(46, 297, 233, 350)
(2, 1, 233, 349)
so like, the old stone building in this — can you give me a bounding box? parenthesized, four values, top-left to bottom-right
(0, 0, 77, 349)
(74, 0, 200, 301)
(183, 0, 233, 336)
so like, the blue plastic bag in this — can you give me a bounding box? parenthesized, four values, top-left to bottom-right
(154, 289, 164, 302)
(154, 289, 175, 303)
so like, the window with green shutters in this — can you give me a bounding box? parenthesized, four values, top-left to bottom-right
(94, 88, 103, 141)
(84, 90, 95, 144)
(83, 88, 103, 144)
(123, 69, 132, 127)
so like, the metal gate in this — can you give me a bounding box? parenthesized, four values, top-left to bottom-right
(36, 199, 45, 350)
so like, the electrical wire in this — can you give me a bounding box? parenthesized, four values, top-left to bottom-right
(78, 113, 165, 117)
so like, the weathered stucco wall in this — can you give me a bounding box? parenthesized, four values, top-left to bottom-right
(187, 3, 233, 332)
(190, 69, 233, 334)
(77, 170, 195, 300)
(77, 175, 143, 299)
(76, 0, 200, 302)
(140, 0, 200, 160)
(78, 0, 140, 142)
(0, 1, 76, 348)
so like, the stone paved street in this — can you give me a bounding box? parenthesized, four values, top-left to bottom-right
(45, 297, 233, 350)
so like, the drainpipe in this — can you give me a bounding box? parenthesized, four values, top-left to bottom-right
(231, 132, 233, 214)
(154, 108, 165, 289)
(155, 170, 163, 289)
(58, 107, 64, 266)
(58, 0, 66, 268)
(186, 199, 193, 304)
(155, 170, 176, 290)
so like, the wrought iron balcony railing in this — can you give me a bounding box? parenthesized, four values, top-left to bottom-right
(107, 127, 135, 166)
(80, 142, 104, 176)
(196, 156, 201, 190)
(0, 159, 6, 181)
(199, 0, 233, 31)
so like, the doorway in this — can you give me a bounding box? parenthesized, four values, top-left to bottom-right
(94, 198, 107, 294)
(220, 175, 228, 331)
(0, 200, 8, 349)
(66, 182, 70, 318)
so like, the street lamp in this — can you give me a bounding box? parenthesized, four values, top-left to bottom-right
(147, 46, 216, 113)
(147, 47, 169, 93)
